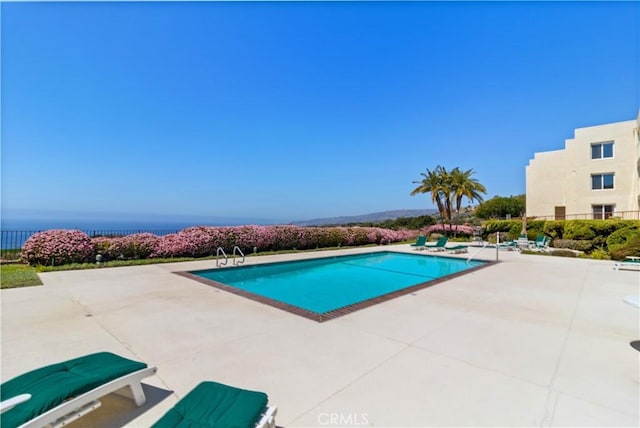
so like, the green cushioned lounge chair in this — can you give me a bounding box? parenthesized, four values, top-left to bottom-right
(498, 240, 518, 251)
(0, 352, 157, 428)
(423, 236, 448, 251)
(410, 235, 427, 249)
(445, 244, 468, 254)
(152, 381, 277, 428)
(528, 235, 551, 251)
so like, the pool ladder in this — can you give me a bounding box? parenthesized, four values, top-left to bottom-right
(232, 246, 245, 266)
(216, 247, 228, 267)
(216, 246, 245, 267)
(466, 240, 489, 263)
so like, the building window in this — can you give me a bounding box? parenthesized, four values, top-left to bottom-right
(591, 173, 614, 190)
(593, 205, 614, 219)
(591, 141, 614, 159)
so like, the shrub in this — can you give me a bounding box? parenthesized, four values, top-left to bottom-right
(18, 225, 419, 266)
(591, 235, 607, 249)
(508, 222, 524, 239)
(234, 225, 275, 252)
(606, 226, 640, 254)
(552, 239, 594, 252)
(312, 227, 345, 248)
(152, 227, 218, 258)
(344, 227, 370, 246)
(542, 221, 565, 239)
(590, 220, 627, 236)
(100, 233, 160, 260)
(525, 220, 545, 240)
(589, 248, 610, 260)
(485, 232, 499, 244)
(563, 221, 596, 240)
(92, 236, 113, 258)
(22, 229, 94, 266)
(424, 224, 474, 237)
(609, 233, 640, 260)
(549, 249, 578, 258)
(482, 220, 519, 240)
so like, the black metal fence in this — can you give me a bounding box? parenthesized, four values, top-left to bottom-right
(1, 229, 180, 260)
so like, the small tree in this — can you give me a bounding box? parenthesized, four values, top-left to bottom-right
(474, 195, 525, 219)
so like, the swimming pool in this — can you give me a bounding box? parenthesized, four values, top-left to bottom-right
(181, 251, 489, 321)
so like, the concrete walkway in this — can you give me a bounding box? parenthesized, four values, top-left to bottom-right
(1, 246, 638, 427)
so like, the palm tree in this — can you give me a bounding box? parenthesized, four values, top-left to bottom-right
(410, 165, 452, 223)
(449, 167, 487, 217)
(412, 166, 487, 235)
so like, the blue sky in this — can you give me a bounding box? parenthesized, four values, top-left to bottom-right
(1, 1, 638, 225)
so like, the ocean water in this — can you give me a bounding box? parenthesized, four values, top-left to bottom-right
(0, 217, 281, 250)
(1, 216, 282, 231)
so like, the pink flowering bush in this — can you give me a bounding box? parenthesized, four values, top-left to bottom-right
(21, 225, 420, 265)
(344, 227, 369, 246)
(152, 233, 191, 258)
(22, 229, 94, 266)
(93, 233, 160, 260)
(424, 224, 474, 237)
(149, 225, 416, 257)
(152, 227, 213, 258)
(310, 227, 349, 248)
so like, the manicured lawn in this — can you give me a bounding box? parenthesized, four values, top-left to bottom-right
(1, 264, 43, 289)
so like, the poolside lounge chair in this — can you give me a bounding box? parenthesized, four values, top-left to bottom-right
(613, 257, 640, 271)
(516, 235, 531, 251)
(0, 352, 157, 428)
(152, 381, 277, 428)
(498, 240, 518, 251)
(445, 244, 468, 254)
(410, 235, 427, 249)
(528, 235, 551, 251)
(423, 237, 448, 252)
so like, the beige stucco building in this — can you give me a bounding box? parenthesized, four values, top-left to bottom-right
(526, 113, 640, 220)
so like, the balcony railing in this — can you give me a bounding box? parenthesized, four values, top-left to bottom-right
(528, 210, 640, 221)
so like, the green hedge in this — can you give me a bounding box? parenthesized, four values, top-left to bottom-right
(482, 219, 640, 258)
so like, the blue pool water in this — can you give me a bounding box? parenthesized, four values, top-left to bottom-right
(192, 251, 485, 315)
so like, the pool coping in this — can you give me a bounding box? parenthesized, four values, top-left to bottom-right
(174, 251, 498, 322)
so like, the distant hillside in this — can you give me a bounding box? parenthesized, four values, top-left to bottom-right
(291, 209, 437, 226)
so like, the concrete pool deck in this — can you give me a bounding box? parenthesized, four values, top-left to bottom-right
(1, 245, 638, 427)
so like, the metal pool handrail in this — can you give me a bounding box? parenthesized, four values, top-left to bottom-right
(216, 247, 228, 267)
(233, 246, 245, 266)
(466, 240, 490, 263)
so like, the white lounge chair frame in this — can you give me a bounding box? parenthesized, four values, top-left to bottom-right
(445, 246, 468, 254)
(0, 394, 32, 414)
(256, 406, 278, 428)
(2, 366, 157, 428)
(614, 258, 640, 271)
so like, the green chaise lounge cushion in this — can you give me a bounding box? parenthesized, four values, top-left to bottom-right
(410, 236, 427, 247)
(152, 381, 268, 428)
(1, 352, 148, 428)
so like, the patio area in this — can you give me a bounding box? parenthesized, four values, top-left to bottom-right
(1, 245, 638, 427)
